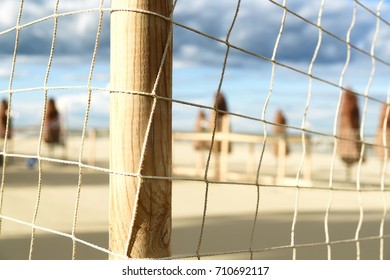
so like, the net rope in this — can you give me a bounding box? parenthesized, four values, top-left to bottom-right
(0, 0, 389, 260)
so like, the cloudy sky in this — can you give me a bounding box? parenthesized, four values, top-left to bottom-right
(1, 0, 390, 136)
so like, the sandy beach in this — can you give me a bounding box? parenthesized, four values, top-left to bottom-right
(0, 132, 390, 260)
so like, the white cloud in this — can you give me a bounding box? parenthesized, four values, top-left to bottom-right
(173, 0, 390, 68)
(0, 0, 19, 30)
(0, 0, 109, 60)
(2, 0, 389, 69)
(0, 68, 8, 78)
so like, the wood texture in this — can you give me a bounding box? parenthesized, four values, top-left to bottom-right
(110, 0, 172, 259)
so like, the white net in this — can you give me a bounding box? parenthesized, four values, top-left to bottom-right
(0, 0, 389, 260)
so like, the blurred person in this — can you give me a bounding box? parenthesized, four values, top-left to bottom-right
(272, 109, 289, 157)
(44, 98, 62, 151)
(0, 99, 12, 139)
(337, 88, 363, 180)
(209, 91, 231, 153)
(0, 99, 12, 166)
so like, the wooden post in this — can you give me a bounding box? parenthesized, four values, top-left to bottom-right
(247, 143, 255, 180)
(214, 147, 221, 179)
(212, 114, 230, 180)
(303, 135, 312, 182)
(88, 129, 97, 167)
(220, 115, 230, 181)
(110, 0, 172, 259)
(276, 137, 286, 180)
(196, 150, 204, 177)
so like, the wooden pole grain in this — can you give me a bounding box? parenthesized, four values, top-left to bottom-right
(109, 0, 172, 259)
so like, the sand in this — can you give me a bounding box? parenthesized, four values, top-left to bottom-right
(0, 133, 390, 260)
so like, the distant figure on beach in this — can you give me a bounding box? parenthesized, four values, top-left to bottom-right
(0, 100, 12, 166)
(44, 98, 61, 145)
(337, 89, 363, 179)
(0, 99, 12, 139)
(194, 110, 209, 150)
(272, 109, 289, 157)
(210, 91, 231, 153)
(375, 103, 390, 160)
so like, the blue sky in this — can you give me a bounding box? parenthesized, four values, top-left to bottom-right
(1, 0, 390, 136)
